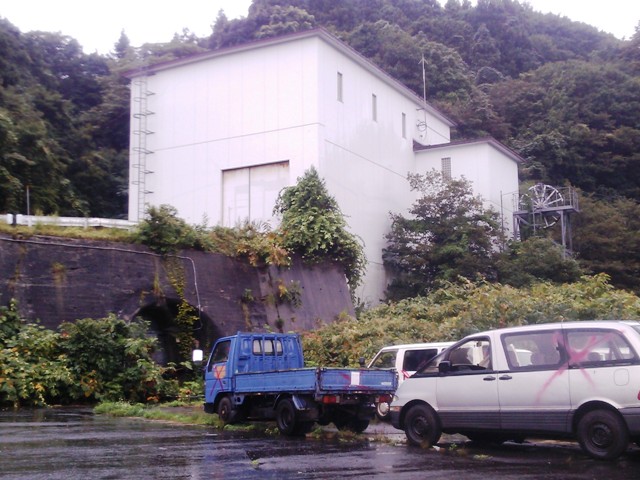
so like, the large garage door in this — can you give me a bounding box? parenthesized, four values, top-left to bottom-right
(222, 161, 289, 227)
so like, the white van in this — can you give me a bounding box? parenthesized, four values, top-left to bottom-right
(368, 341, 453, 419)
(389, 321, 640, 460)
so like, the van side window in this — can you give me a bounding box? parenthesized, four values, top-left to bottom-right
(502, 331, 562, 369)
(566, 329, 637, 366)
(404, 349, 438, 371)
(371, 351, 396, 369)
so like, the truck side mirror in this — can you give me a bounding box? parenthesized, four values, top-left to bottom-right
(192, 349, 204, 366)
(358, 357, 365, 368)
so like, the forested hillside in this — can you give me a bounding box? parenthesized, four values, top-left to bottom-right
(1, 0, 639, 291)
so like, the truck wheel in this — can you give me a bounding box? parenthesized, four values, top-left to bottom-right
(348, 419, 370, 433)
(577, 409, 629, 460)
(376, 401, 391, 422)
(217, 396, 236, 424)
(404, 404, 441, 448)
(276, 398, 301, 436)
(334, 416, 370, 433)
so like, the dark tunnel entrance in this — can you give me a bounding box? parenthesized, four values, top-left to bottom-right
(134, 299, 216, 366)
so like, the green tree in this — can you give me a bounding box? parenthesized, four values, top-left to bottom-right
(255, 5, 316, 39)
(496, 237, 583, 287)
(573, 194, 640, 294)
(273, 166, 365, 291)
(487, 60, 640, 200)
(383, 170, 504, 300)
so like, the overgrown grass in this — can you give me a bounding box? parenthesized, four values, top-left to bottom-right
(0, 223, 135, 242)
(94, 401, 223, 427)
(93, 401, 388, 443)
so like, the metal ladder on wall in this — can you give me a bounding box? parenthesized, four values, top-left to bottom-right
(131, 75, 155, 221)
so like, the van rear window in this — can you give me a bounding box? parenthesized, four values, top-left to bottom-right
(566, 329, 637, 365)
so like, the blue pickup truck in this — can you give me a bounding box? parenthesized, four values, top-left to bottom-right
(195, 332, 397, 436)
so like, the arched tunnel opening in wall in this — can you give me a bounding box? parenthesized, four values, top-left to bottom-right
(133, 298, 221, 367)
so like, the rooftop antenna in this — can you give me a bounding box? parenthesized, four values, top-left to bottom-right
(420, 54, 427, 103)
(417, 54, 428, 141)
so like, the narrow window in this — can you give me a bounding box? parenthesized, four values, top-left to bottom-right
(337, 72, 343, 102)
(441, 157, 451, 180)
(372, 94, 377, 121)
(402, 112, 407, 138)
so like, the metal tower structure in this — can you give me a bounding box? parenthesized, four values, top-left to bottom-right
(513, 184, 580, 255)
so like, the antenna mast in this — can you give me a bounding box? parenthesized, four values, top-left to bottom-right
(416, 54, 429, 141)
(420, 54, 427, 102)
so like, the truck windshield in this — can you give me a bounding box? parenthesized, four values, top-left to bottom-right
(212, 340, 230, 363)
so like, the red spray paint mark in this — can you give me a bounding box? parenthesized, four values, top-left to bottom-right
(534, 333, 610, 404)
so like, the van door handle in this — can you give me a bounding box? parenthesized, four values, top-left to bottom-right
(499, 375, 512, 381)
(483, 376, 496, 381)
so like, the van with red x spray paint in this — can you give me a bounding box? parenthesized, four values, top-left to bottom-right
(193, 332, 397, 436)
(389, 321, 640, 460)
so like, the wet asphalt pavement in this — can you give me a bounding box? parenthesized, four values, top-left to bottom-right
(2, 407, 640, 479)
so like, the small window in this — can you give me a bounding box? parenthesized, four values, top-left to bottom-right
(441, 157, 451, 180)
(337, 72, 343, 102)
(372, 94, 377, 121)
(402, 112, 407, 138)
(252, 339, 262, 355)
(263, 339, 275, 356)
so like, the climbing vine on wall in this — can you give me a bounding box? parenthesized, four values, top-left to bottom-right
(163, 257, 199, 364)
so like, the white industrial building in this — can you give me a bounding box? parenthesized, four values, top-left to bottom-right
(126, 28, 521, 305)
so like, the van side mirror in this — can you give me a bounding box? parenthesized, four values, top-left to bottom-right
(192, 349, 204, 366)
(438, 361, 451, 374)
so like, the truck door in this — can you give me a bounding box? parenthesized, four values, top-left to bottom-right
(204, 339, 232, 403)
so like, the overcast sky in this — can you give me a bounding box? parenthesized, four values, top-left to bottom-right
(1, 0, 638, 55)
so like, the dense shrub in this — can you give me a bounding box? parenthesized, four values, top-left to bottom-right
(301, 274, 640, 367)
(59, 315, 164, 403)
(133, 204, 213, 255)
(0, 308, 174, 408)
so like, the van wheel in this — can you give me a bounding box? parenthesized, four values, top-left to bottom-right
(217, 396, 237, 424)
(404, 404, 441, 447)
(577, 409, 629, 460)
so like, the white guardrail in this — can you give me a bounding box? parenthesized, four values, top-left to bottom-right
(2, 214, 137, 230)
